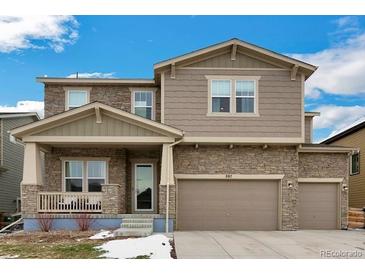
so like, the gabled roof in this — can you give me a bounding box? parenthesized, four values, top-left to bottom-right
(0, 112, 40, 120)
(322, 118, 365, 144)
(154, 38, 317, 78)
(10, 102, 183, 139)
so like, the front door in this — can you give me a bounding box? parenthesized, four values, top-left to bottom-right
(134, 163, 155, 212)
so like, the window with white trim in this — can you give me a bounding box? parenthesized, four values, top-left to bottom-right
(211, 80, 231, 113)
(64, 160, 107, 192)
(236, 80, 255, 113)
(350, 152, 360, 175)
(208, 76, 259, 115)
(66, 90, 89, 110)
(133, 91, 154, 120)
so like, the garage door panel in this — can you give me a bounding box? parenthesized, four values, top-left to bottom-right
(299, 183, 338, 229)
(177, 179, 278, 231)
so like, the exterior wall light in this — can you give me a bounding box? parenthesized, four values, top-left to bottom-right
(342, 185, 348, 191)
(287, 181, 294, 189)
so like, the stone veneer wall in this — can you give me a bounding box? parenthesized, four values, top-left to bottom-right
(173, 145, 299, 230)
(44, 147, 127, 213)
(298, 152, 349, 229)
(44, 84, 161, 122)
(21, 185, 43, 214)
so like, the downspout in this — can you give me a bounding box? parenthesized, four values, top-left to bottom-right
(165, 138, 183, 233)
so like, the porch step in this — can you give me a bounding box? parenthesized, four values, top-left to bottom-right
(114, 227, 152, 237)
(114, 217, 154, 237)
(122, 218, 154, 224)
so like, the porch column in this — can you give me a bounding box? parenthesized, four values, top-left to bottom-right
(159, 144, 176, 232)
(160, 144, 174, 186)
(21, 142, 43, 215)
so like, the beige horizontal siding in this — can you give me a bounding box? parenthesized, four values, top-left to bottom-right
(330, 127, 365, 208)
(34, 114, 161, 137)
(164, 68, 302, 138)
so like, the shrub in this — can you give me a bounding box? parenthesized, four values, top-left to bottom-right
(37, 214, 53, 232)
(75, 214, 95, 231)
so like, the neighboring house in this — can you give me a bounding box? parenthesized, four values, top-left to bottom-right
(11, 38, 354, 233)
(322, 120, 364, 208)
(0, 113, 39, 214)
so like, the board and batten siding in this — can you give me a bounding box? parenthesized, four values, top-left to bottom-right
(329, 127, 365, 208)
(189, 51, 278, 69)
(0, 116, 35, 213)
(33, 114, 161, 137)
(163, 68, 302, 137)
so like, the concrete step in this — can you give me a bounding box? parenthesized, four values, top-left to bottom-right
(114, 227, 153, 237)
(121, 223, 153, 229)
(122, 218, 154, 224)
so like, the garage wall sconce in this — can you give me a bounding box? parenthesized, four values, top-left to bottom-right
(342, 185, 348, 191)
(287, 181, 294, 189)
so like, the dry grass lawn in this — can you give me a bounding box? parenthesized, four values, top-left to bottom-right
(0, 231, 127, 259)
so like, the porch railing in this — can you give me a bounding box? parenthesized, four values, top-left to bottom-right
(37, 192, 102, 213)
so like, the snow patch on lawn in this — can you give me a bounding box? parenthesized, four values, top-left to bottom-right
(96, 234, 172, 259)
(89, 230, 115, 240)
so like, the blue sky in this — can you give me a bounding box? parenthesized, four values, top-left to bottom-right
(1, 15, 365, 142)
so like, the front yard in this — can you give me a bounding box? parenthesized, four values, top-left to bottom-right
(0, 231, 175, 259)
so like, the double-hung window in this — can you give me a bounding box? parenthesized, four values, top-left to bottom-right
(236, 80, 255, 113)
(207, 76, 259, 116)
(211, 80, 231, 113)
(65, 89, 90, 110)
(64, 159, 107, 192)
(133, 91, 154, 120)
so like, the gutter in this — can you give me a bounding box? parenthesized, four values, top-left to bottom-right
(297, 144, 358, 153)
(165, 138, 183, 233)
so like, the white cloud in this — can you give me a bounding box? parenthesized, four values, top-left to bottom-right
(289, 16, 365, 98)
(313, 104, 365, 138)
(0, 101, 44, 118)
(0, 16, 78, 53)
(66, 72, 115, 78)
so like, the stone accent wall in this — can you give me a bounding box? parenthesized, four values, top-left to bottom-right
(173, 145, 299, 230)
(44, 84, 161, 121)
(299, 152, 349, 229)
(44, 147, 127, 213)
(102, 184, 122, 214)
(21, 184, 43, 214)
(159, 185, 176, 218)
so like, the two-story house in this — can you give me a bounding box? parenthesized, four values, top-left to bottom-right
(11, 39, 353, 233)
(0, 112, 39, 215)
(322, 120, 365, 209)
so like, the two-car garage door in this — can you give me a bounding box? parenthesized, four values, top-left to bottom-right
(177, 179, 340, 230)
(177, 180, 279, 230)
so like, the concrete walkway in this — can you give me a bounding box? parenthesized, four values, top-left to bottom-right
(174, 230, 365, 259)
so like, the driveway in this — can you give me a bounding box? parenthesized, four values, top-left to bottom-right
(174, 230, 365, 259)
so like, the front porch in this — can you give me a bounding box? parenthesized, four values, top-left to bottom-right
(11, 102, 182, 232)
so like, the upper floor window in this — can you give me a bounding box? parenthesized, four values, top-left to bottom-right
(65, 88, 90, 110)
(132, 90, 155, 120)
(212, 80, 231, 113)
(206, 76, 260, 116)
(350, 152, 360, 175)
